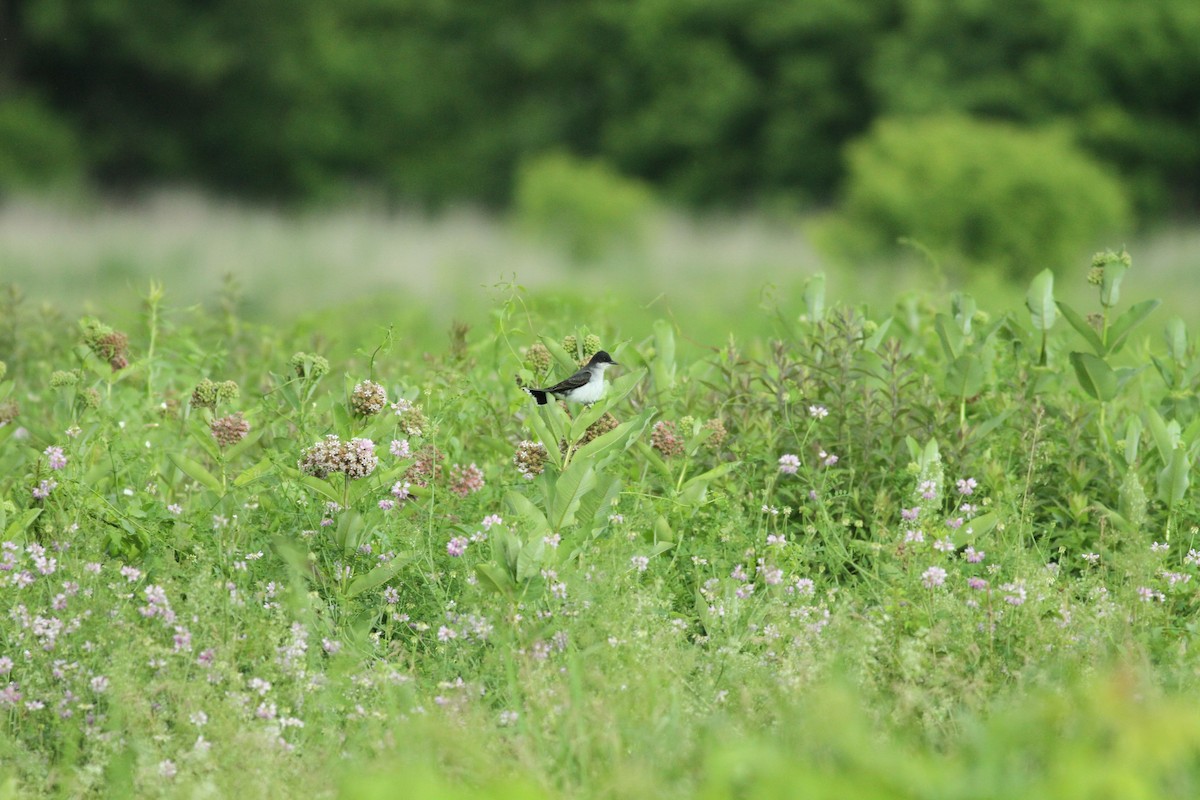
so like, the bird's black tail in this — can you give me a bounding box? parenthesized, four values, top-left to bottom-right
(526, 388, 549, 405)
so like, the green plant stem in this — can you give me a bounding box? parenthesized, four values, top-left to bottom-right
(674, 456, 691, 494)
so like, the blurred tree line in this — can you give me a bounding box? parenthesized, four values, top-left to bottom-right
(2, 0, 1198, 214)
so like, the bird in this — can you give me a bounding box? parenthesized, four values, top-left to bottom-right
(526, 350, 619, 405)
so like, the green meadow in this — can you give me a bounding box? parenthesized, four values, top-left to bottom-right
(3, 201, 1200, 798)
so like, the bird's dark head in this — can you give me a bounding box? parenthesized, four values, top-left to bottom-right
(588, 350, 618, 367)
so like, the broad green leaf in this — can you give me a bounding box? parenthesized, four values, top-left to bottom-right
(1025, 269, 1057, 332)
(505, 491, 553, 540)
(683, 425, 716, 456)
(574, 407, 655, 465)
(644, 540, 675, 558)
(168, 452, 222, 494)
(863, 317, 893, 352)
(1106, 299, 1160, 355)
(919, 438, 940, 472)
(944, 355, 984, 399)
(803, 273, 825, 323)
(540, 335, 581, 372)
(225, 427, 265, 461)
(1069, 352, 1119, 402)
(967, 409, 1014, 444)
(525, 403, 565, 471)
(680, 460, 741, 491)
(678, 461, 739, 507)
(1157, 447, 1191, 507)
(346, 553, 416, 598)
(1165, 317, 1188, 363)
(300, 474, 343, 505)
(1124, 416, 1143, 466)
(635, 440, 674, 480)
(653, 515, 674, 544)
(350, 462, 408, 505)
(576, 474, 621, 537)
(948, 511, 998, 548)
(189, 422, 221, 462)
(964, 511, 998, 537)
(1095, 501, 1132, 532)
(233, 457, 275, 488)
(332, 404, 352, 435)
(475, 563, 515, 595)
(516, 539, 546, 582)
(496, 530, 522, 574)
(550, 460, 597, 531)
(4, 508, 41, 540)
(334, 512, 367, 553)
(1057, 302, 1105, 357)
(952, 293, 976, 336)
(934, 314, 963, 361)
(1144, 407, 1177, 464)
(1150, 355, 1175, 389)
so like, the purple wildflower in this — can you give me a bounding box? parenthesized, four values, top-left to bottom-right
(922, 566, 947, 588)
(44, 446, 67, 470)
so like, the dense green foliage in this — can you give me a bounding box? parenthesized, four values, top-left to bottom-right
(5, 0, 1200, 210)
(514, 152, 657, 262)
(819, 115, 1130, 278)
(0, 95, 81, 191)
(3, 248, 1200, 796)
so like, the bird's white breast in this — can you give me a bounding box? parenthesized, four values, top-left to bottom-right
(568, 376, 606, 404)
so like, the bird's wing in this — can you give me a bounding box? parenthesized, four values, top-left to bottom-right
(542, 368, 590, 394)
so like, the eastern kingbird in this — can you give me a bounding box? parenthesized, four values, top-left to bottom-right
(527, 351, 618, 405)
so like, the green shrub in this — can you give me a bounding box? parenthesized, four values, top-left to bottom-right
(818, 115, 1130, 278)
(513, 152, 657, 263)
(0, 96, 82, 192)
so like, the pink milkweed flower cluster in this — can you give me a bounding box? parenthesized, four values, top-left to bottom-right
(391, 398, 428, 437)
(210, 413, 250, 448)
(298, 435, 378, 479)
(350, 380, 388, 416)
(449, 463, 485, 497)
(651, 421, 684, 457)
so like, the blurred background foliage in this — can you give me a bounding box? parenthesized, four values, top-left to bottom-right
(816, 115, 1130, 279)
(5, 0, 1199, 210)
(1, 0, 1197, 289)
